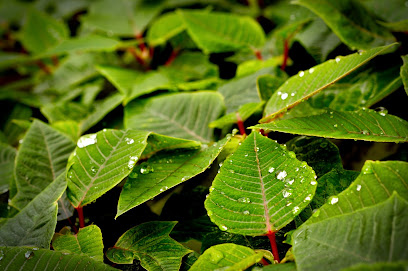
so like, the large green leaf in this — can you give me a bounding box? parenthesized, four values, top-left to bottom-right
(147, 11, 185, 46)
(253, 109, 408, 143)
(0, 246, 116, 270)
(52, 225, 104, 262)
(66, 129, 150, 208)
(209, 102, 264, 129)
(106, 221, 191, 270)
(81, 0, 164, 36)
(341, 261, 408, 271)
(293, 0, 396, 50)
(0, 143, 16, 194)
(3, 103, 32, 146)
(261, 43, 397, 122)
(20, 8, 68, 54)
(10, 120, 75, 210)
(189, 243, 272, 271)
(117, 136, 230, 218)
(0, 173, 66, 248)
(293, 194, 408, 271)
(402, 55, 408, 96)
(305, 160, 408, 225)
(124, 92, 224, 143)
(178, 10, 265, 54)
(205, 132, 317, 235)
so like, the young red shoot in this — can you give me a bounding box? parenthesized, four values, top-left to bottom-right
(236, 112, 246, 135)
(280, 39, 289, 71)
(76, 207, 85, 228)
(267, 230, 280, 263)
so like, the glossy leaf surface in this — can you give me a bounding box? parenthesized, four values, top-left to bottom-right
(52, 225, 104, 262)
(205, 132, 317, 235)
(189, 243, 271, 271)
(254, 109, 408, 143)
(67, 129, 150, 208)
(293, 0, 395, 49)
(0, 246, 116, 271)
(0, 173, 66, 248)
(117, 136, 230, 217)
(11, 120, 75, 210)
(125, 92, 224, 143)
(262, 43, 397, 122)
(293, 194, 408, 271)
(305, 160, 408, 225)
(106, 221, 190, 270)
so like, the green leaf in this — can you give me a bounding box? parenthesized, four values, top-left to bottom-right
(20, 8, 68, 54)
(189, 243, 271, 271)
(52, 225, 104, 262)
(0, 143, 16, 194)
(253, 109, 408, 143)
(402, 55, 408, 96)
(209, 102, 264, 129)
(0, 173, 66, 248)
(124, 92, 225, 143)
(293, 194, 408, 271)
(106, 221, 191, 270)
(52, 120, 81, 143)
(178, 10, 265, 54)
(205, 132, 317, 235)
(236, 57, 284, 78)
(147, 11, 186, 46)
(11, 120, 75, 210)
(257, 74, 286, 102)
(81, 0, 164, 36)
(361, 0, 408, 28)
(261, 43, 397, 122)
(293, 0, 396, 50)
(0, 246, 117, 270)
(262, 262, 297, 271)
(66, 129, 150, 208)
(117, 136, 230, 218)
(340, 261, 408, 271)
(41, 102, 89, 123)
(305, 160, 408, 225)
(3, 103, 32, 146)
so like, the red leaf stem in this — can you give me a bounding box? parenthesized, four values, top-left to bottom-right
(280, 39, 289, 71)
(236, 112, 246, 136)
(76, 207, 85, 228)
(267, 231, 280, 263)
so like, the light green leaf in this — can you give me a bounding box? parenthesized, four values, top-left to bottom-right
(0, 143, 16, 194)
(20, 8, 68, 54)
(178, 10, 265, 54)
(11, 120, 75, 210)
(402, 55, 408, 96)
(209, 102, 264, 129)
(117, 136, 230, 218)
(254, 109, 408, 143)
(52, 120, 81, 143)
(219, 67, 275, 113)
(40, 34, 121, 57)
(262, 262, 297, 271)
(0, 246, 117, 270)
(236, 57, 284, 78)
(293, 0, 396, 50)
(106, 221, 191, 270)
(0, 173, 66, 248)
(293, 194, 408, 271)
(340, 261, 408, 271)
(125, 92, 224, 143)
(205, 132, 317, 235)
(189, 243, 271, 271)
(52, 225, 104, 262)
(81, 0, 164, 36)
(147, 11, 186, 46)
(261, 43, 397, 122)
(66, 129, 150, 208)
(305, 160, 408, 225)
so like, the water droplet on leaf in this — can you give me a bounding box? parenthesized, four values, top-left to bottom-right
(298, 71, 305, 77)
(375, 107, 388, 116)
(356, 184, 362, 191)
(328, 196, 339, 205)
(335, 56, 341, 63)
(276, 170, 287, 180)
(238, 197, 251, 203)
(77, 134, 97, 148)
(25, 250, 34, 259)
(139, 163, 153, 174)
(310, 180, 317, 185)
(127, 156, 138, 169)
(243, 210, 250, 215)
(309, 68, 314, 74)
(125, 137, 134, 144)
(268, 167, 275, 173)
(281, 93, 288, 100)
(292, 206, 300, 214)
(283, 190, 292, 198)
(160, 186, 168, 192)
(219, 225, 228, 231)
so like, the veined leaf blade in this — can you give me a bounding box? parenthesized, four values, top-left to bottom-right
(253, 109, 408, 143)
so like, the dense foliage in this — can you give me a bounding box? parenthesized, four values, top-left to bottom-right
(0, 0, 408, 270)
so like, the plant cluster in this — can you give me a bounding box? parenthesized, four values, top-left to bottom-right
(0, 0, 408, 270)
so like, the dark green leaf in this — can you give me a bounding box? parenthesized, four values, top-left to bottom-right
(293, 194, 408, 271)
(254, 109, 408, 143)
(402, 55, 408, 96)
(106, 221, 191, 270)
(257, 74, 286, 102)
(205, 132, 317, 235)
(3, 103, 32, 146)
(209, 102, 264, 129)
(340, 261, 408, 271)
(0, 143, 16, 194)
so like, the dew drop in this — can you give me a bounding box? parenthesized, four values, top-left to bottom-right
(286, 202, 292, 206)
(361, 130, 370, 135)
(295, 167, 299, 172)
(375, 107, 388, 116)
(298, 71, 305, 77)
(219, 225, 228, 231)
(229, 170, 235, 174)
(356, 184, 362, 191)
(127, 156, 138, 169)
(286, 179, 295, 185)
(210, 250, 224, 263)
(160, 186, 168, 192)
(244, 154, 248, 157)
(139, 163, 153, 174)
(335, 57, 341, 63)
(125, 137, 134, 144)
(333, 124, 338, 128)
(304, 194, 312, 202)
(0, 250, 3, 261)
(77, 134, 97, 148)
(288, 151, 296, 158)
(328, 196, 339, 205)
(281, 93, 288, 100)
(282, 190, 292, 198)
(312, 209, 321, 217)
(268, 167, 275, 173)
(238, 197, 251, 203)
(207, 210, 213, 216)
(309, 68, 314, 74)
(310, 180, 317, 185)
(292, 206, 300, 214)
(276, 170, 287, 180)
(291, 92, 296, 96)
(25, 250, 34, 259)
(243, 210, 250, 215)
(90, 166, 97, 175)
(256, 147, 260, 152)
(209, 187, 215, 192)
